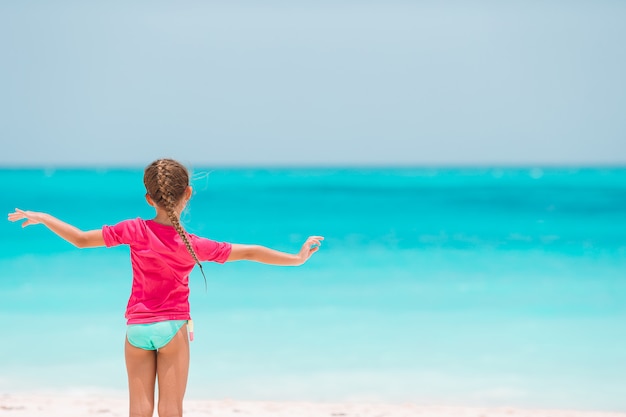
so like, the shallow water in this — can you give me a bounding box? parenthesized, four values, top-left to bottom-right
(1, 167, 625, 410)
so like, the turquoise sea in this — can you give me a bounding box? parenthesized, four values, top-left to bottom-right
(1, 167, 625, 411)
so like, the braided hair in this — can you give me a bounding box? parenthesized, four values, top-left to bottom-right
(143, 159, 207, 290)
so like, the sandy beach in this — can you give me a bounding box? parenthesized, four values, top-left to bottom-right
(1, 394, 626, 417)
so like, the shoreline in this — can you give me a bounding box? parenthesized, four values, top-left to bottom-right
(2, 393, 626, 417)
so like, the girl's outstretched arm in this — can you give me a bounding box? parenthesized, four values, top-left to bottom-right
(227, 236, 324, 266)
(7, 208, 105, 248)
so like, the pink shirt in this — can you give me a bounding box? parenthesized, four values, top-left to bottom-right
(102, 218, 232, 324)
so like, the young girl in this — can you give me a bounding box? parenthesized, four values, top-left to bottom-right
(7, 158, 323, 417)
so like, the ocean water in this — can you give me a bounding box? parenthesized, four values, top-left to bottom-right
(1, 167, 625, 411)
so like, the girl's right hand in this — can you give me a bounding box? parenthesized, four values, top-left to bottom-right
(8, 209, 104, 248)
(7, 208, 43, 227)
(298, 236, 324, 264)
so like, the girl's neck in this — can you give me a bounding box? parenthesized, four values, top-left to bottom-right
(152, 209, 178, 226)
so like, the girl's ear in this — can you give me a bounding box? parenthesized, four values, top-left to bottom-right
(145, 193, 155, 207)
(185, 186, 193, 201)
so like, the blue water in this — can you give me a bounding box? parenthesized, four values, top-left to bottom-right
(1, 167, 625, 410)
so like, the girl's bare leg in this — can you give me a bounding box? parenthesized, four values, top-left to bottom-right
(156, 325, 190, 417)
(125, 339, 157, 417)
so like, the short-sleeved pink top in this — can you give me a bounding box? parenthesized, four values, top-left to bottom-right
(102, 218, 232, 324)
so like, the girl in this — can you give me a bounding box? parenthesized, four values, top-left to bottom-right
(7, 158, 323, 417)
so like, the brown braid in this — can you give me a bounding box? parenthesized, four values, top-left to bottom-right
(144, 159, 207, 290)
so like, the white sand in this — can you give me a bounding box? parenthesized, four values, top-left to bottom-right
(1, 394, 626, 417)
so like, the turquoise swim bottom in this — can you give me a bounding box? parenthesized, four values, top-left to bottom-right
(127, 320, 187, 351)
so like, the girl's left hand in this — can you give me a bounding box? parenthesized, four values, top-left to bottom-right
(7, 208, 43, 227)
(298, 236, 324, 264)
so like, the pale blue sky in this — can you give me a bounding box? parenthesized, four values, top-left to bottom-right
(1, 1, 625, 166)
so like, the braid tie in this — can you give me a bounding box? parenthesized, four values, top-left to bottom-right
(155, 160, 208, 291)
